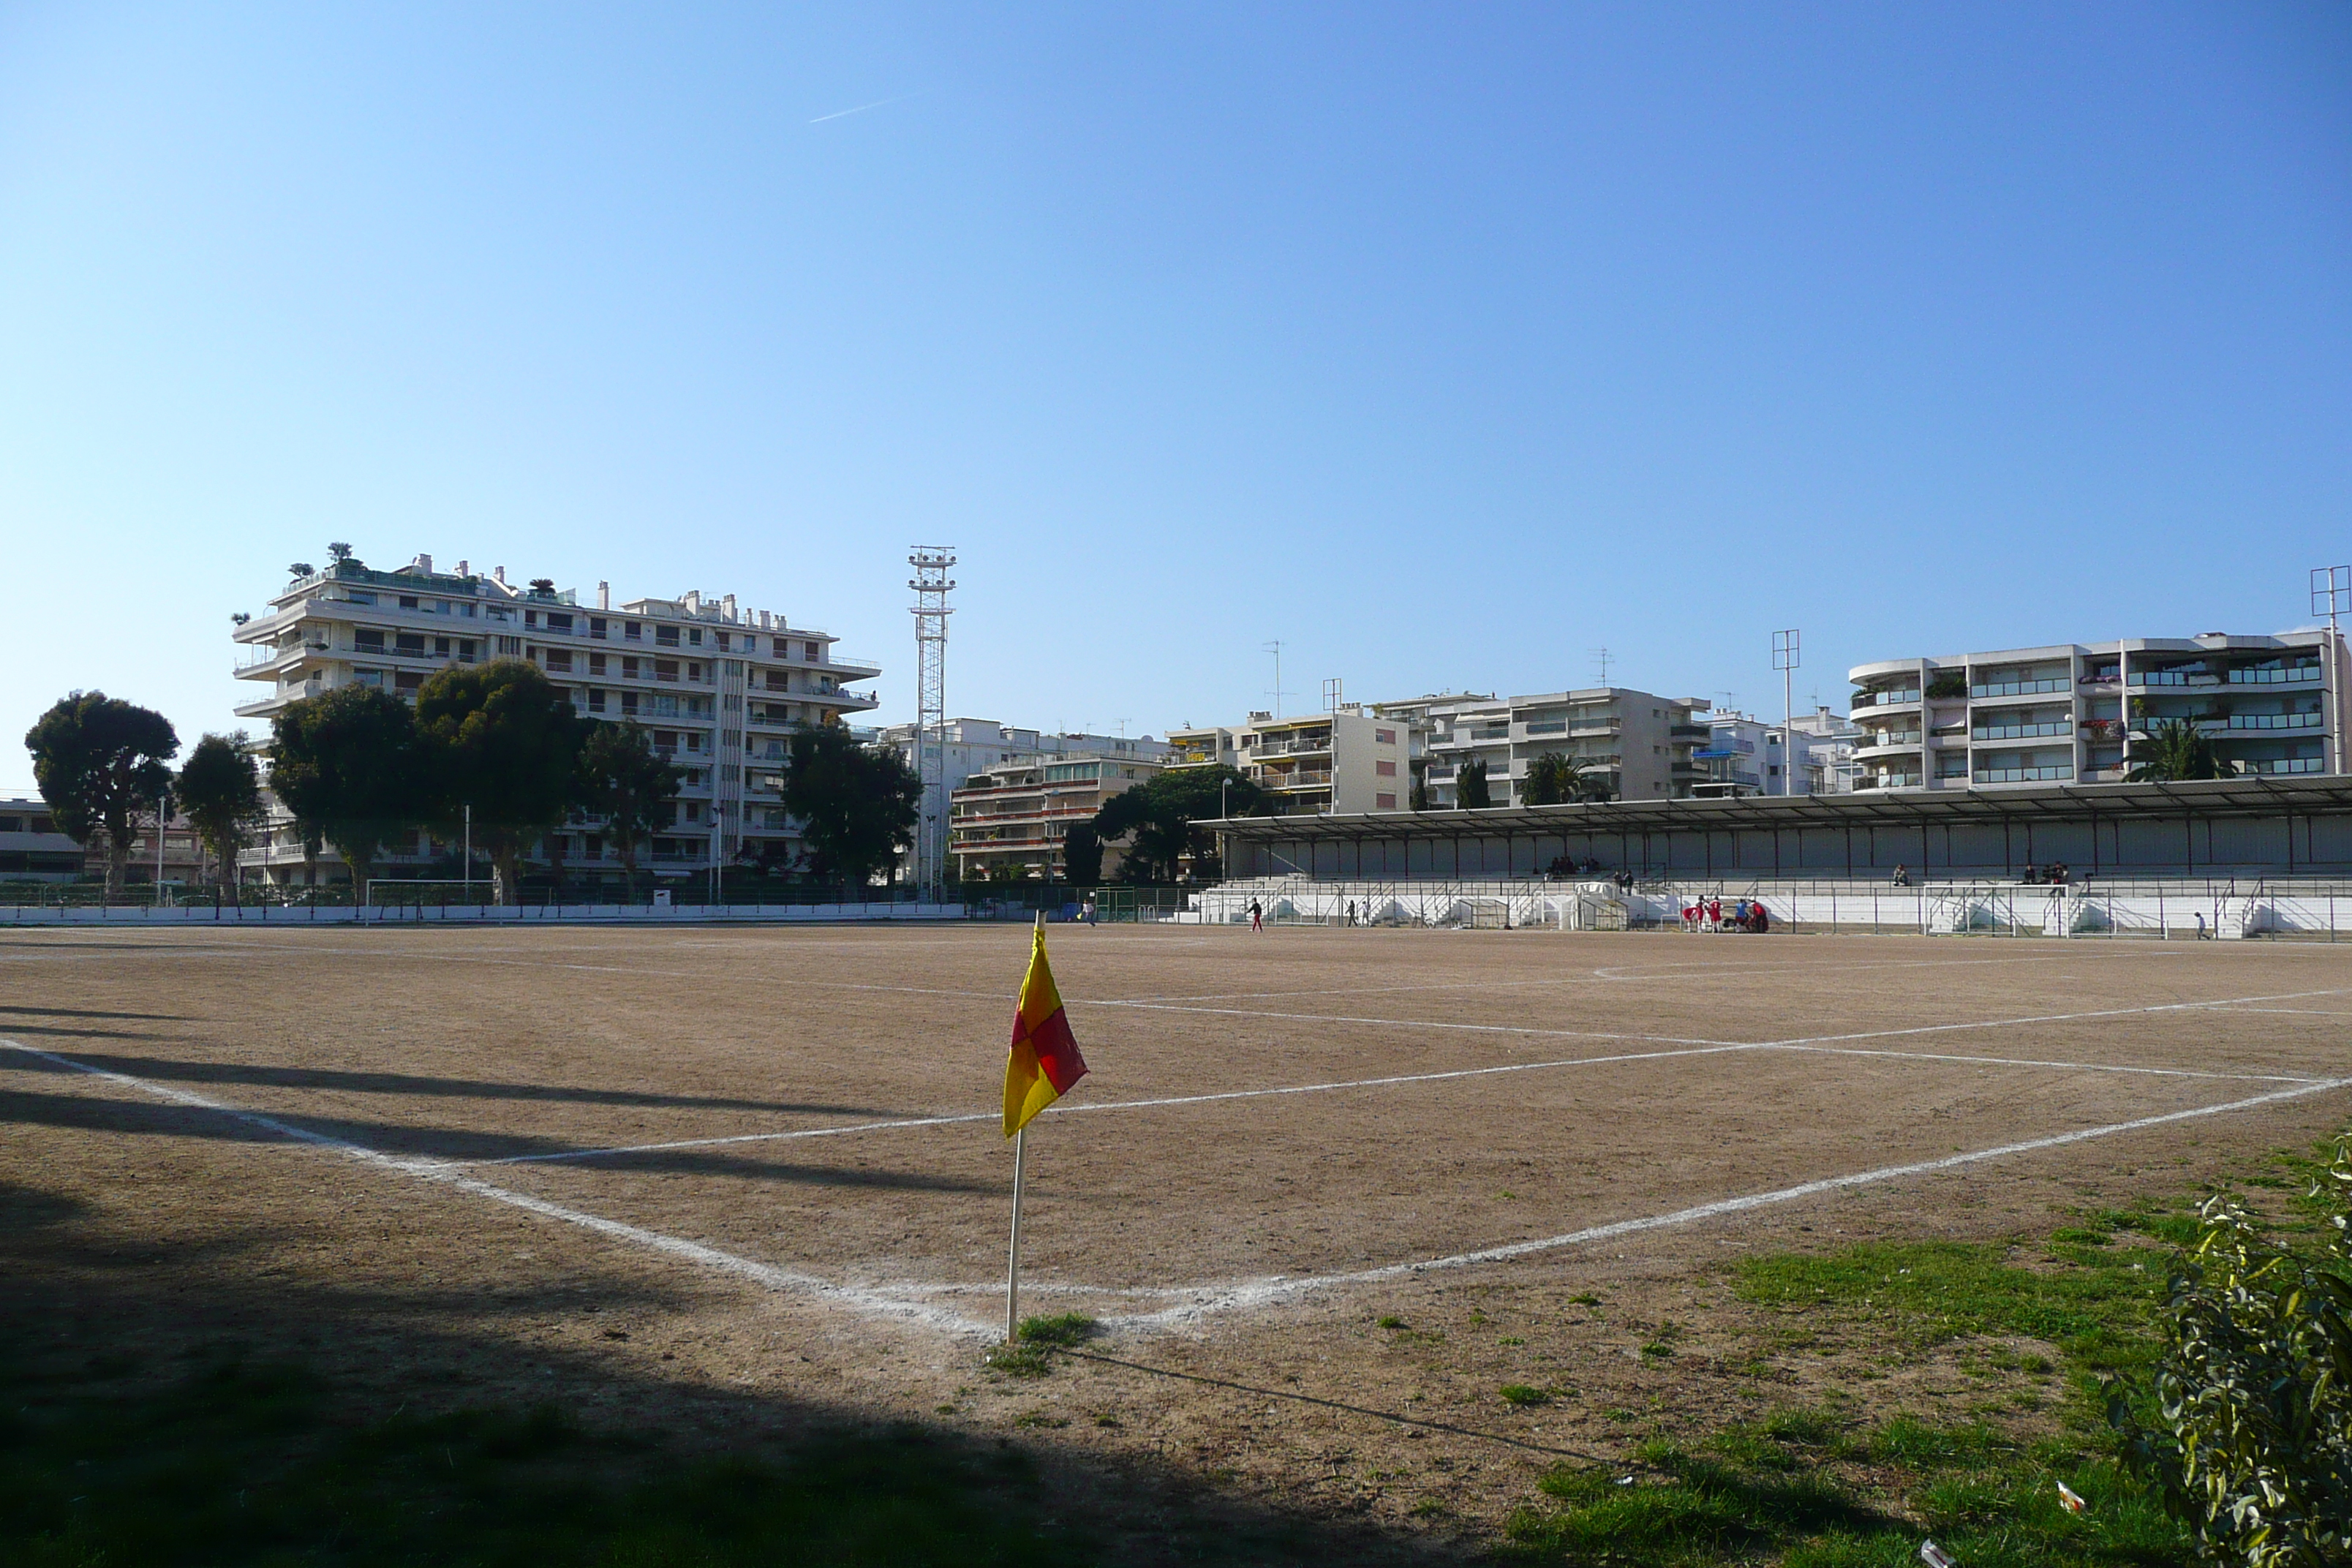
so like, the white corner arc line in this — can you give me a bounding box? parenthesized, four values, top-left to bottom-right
(0, 1039, 993, 1336)
(1098, 1075, 2352, 1329)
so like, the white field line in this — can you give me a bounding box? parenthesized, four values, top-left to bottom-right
(1757, 987, 2352, 1049)
(0, 1039, 993, 1335)
(10, 1037, 2347, 1340)
(470, 1044, 1773, 1166)
(1088, 1076, 2352, 1329)
(465, 1032, 2317, 1169)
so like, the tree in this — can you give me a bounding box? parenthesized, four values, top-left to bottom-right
(416, 660, 585, 904)
(1091, 765, 1264, 883)
(783, 724, 921, 896)
(1522, 752, 1577, 806)
(1061, 821, 1104, 887)
(268, 685, 422, 892)
(1409, 759, 1429, 813)
(25, 693, 179, 896)
(1457, 758, 1493, 809)
(576, 720, 682, 900)
(176, 733, 265, 892)
(2127, 720, 2238, 783)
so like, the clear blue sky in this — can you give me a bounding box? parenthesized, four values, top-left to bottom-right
(4, 3, 2348, 790)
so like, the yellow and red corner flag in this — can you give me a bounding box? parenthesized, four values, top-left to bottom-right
(1004, 925, 1088, 1136)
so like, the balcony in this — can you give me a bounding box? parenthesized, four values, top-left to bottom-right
(2129, 670, 2220, 689)
(1854, 733, 1922, 753)
(2228, 664, 2323, 687)
(1522, 720, 1567, 736)
(1251, 737, 1333, 758)
(1254, 769, 1333, 788)
(1852, 690, 1921, 709)
(2244, 756, 2327, 775)
(1970, 720, 2071, 742)
(1974, 764, 2074, 783)
(1968, 677, 2069, 700)
(2216, 712, 2324, 732)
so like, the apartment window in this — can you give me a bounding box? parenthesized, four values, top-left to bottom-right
(625, 621, 641, 640)
(588, 652, 606, 675)
(524, 611, 538, 628)
(354, 668, 385, 688)
(585, 834, 602, 858)
(353, 629, 385, 652)
(766, 671, 788, 690)
(715, 632, 729, 652)
(682, 802, 701, 823)
(395, 633, 426, 655)
(655, 659, 679, 682)
(1376, 760, 1397, 777)
(1376, 728, 1396, 745)
(688, 662, 705, 682)
(394, 671, 424, 693)
(622, 655, 639, 679)
(723, 660, 743, 677)
(688, 627, 704, 647)
(1376, 792, 1397, 810)
(656, 625, 679, 647)
(589, 616, 607, 639)
(685, 733, 704, 753)
(459, 639, 477, 662)
(621, 691, 638, 716)
(587, 689, 606, 713)
(399, 595, 419, 610)
(496, 635, 522, 655)
(545, 649, 572, 672)
(804, 641, 821, 661)
(431, 636, 449, 657)
(347, 591, 376, 606)
(654, 729, 677, 748)
(548, 613, 573, 633)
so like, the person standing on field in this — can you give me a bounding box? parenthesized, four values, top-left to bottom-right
(1249, 899, 1263, 932)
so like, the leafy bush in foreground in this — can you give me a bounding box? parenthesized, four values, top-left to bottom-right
(2108, 1139, 2352, 1567)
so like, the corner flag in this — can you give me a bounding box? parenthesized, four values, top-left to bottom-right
(1003, 924, 1088, 1136)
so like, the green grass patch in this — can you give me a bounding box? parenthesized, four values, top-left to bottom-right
(1501, 1411, 2184, 1566)
(1012, 1313, 1097, 1348)
(1731, 1237, 2168, 1380)
(1, 1354, 1093, 1567)
(1499, 1384, 1553, 1408)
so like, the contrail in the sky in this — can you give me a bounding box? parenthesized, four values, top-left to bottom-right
(809, 91, 922, 124)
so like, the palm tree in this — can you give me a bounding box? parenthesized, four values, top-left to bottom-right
(2125, 719, 2237, 782)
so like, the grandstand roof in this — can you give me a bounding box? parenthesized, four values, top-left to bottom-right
(1205, 776, 2352, 843)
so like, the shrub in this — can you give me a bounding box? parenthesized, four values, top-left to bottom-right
(2107, 1139, 2352, 1567)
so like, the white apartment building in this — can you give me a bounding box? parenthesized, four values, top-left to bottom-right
(230, 551, 881, 884)
(949, 754, 1165, 881)
(1373, 689, 1709, 806)
(1847, 630, 2346, 791)
(1689, 706, 1861, 799)
(877, 719, 1172, 881)
(0, 799, 85, 883)
(1166, 709, 1411, 815)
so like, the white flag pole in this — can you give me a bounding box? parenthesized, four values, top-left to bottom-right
(1006, 1125, 1027, 1342)
(1006, 908, 1044, 1343)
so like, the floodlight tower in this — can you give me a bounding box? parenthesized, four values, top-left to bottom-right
(1773, 629, 1801, 795)
(2312, 566, 2349, 776)
(909, 546, 957, 900)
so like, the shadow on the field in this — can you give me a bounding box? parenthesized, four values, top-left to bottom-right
(0, 1170, 1476, 1568)
(0, 1004, 192, 1021)
(0, 1022, 174, 1040)
(0, 1088, 993, 1189)
(4, 1048, 892, 1117)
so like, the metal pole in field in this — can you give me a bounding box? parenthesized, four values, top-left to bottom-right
(464, 804, 472, 901)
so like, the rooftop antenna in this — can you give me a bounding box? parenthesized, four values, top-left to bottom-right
(1264, 640, 1291, 719)
(909, 546, 957, 900)
(1590, 647, 1613, 687)
(1322, 676, 1343, 713)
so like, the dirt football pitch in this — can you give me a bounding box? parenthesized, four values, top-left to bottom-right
(6, 921, 2349, 1555)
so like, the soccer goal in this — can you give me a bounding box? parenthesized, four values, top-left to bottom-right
(362, 879, 500, 908)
